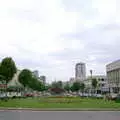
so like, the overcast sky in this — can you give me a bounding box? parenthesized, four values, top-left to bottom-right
(0, 0, 120, 83)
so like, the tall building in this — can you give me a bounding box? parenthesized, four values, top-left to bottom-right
(40, 76, 46, 84)
(69, 77, 75, 86)
(75, 62, 86, 81)
(32, 70, 39, 78)
(106, 60, 120, 93)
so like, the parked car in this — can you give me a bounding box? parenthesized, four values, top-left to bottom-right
(110, 93, 118, 100)
(95, 94, 103, 98)
(105, 93, 117, 100)
(24, 93, 34, 97)
(0, 93, 8, 101)
(79, 93, 89, 97)
(7, 92, 22, 98)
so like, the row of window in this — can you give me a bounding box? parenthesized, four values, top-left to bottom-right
(107, 70, 120, 81)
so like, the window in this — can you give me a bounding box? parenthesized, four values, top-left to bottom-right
(101, 78, 104, 81)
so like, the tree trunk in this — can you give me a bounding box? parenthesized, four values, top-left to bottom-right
(5, 81, 8, 101)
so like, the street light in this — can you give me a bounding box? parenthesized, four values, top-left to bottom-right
(90, 70, 93, 95)
(90, 70, 93, 78)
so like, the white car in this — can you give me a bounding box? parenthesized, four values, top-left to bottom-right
(110, 93, 117, 99)
(96, 94, 103, 98)
(0, 93, 6, 98)
(7, 92, 22, 98)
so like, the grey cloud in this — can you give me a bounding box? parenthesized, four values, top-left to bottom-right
(0, 0, 119, 81)
(62, 0, 99, 19)
(57, 23, 120, 66)
(9, 9, 45, 23)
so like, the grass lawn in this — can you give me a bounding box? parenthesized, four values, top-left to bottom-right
(0, 97, 120, 109)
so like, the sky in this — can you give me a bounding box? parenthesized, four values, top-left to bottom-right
(0, 0, 120, 83)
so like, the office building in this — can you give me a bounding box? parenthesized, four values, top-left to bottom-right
(69, 77, 75, 86)
(84, 75, 109, 93)
(32, 70, 39, 78)
(106, 60, 120, 93)
(39, 75, 46, 84)
(75, 62, 86, 81)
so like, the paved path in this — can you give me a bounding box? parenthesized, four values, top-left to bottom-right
(0, 110, 120, 120)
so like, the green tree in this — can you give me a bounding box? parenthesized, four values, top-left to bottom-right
(0, 75, 5, 82)
(29, 77, 43, 91)
(51, 81, 63, 88)
(80, 83, 85, 95)
(0, 75, 6, 91)
(64, 83, 70, 92)
(0, 57, 17, 94)
(51, 81, 57, 88)
(43, 85, 50, 91)
(57, 81, 63, 88)
(18, 69, 32, 88)
(92, 78, 98, 94)
(0, 57, 17, 83)
(71, 82, 81, 92)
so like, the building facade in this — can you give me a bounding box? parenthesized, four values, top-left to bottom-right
(106, 60, 120, 93)
(84, 75, 108, 93)
(39, 76, 46, 84)
(69, 77, 75, 86)
(7, 70, 23, 88)
(75, 62, 86, 81)
(32, 70, 39, 78)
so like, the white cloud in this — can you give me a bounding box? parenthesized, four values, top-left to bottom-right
(0, 0, 119, 82)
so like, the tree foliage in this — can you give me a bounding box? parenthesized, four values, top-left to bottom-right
(64, 83, 70, 92)
(51, 81, 63, 88)
(71, 82, 81, 92)
(0, 75, 5, 82)
(92, 78, 98, 89)
(18, 69, 32, 87)
(18, 69, 44, 91)
(50, 87, 65, 94)
(28, 77, 43, 91)
(80, 83, 85, 93)
(57, 81, 63, 88)
(0, 57, 17, 83)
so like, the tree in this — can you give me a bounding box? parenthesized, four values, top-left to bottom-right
(0, 75, 5, 82)
(57, 81, 63, 88)
(51, 81, 63, 88)
(92, 78, 98, 94)
(71, 82, 81, 92)
(0, 57, 17, 95)
(28, 77, 43, 91)
(19, 71, 44, 92)
(64, 83, 70, 92)
(18, 69, 32, 88)
(80, 83, 85, 94)
(50, 87, 65, 94)
(0, 57, 17, 83)
(51, 81, 57, 88)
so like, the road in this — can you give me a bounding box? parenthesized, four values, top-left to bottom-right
(0, 110, 120, 120)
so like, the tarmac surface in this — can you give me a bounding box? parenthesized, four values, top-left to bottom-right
(0, 110, 120, 120)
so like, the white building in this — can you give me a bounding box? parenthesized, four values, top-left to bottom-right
(32, 70, 39, 78)
(69, 77, 75, 86)
(75, 62, 86, 81)
(84, 75, 109, 93)
(39, 76, 46, 84)
(7, 70, 23, 88)
(106, 60, 120, 93)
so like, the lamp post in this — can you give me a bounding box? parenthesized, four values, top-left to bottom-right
(90, 70, 93, 95)
(90, 70, 93, 78)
